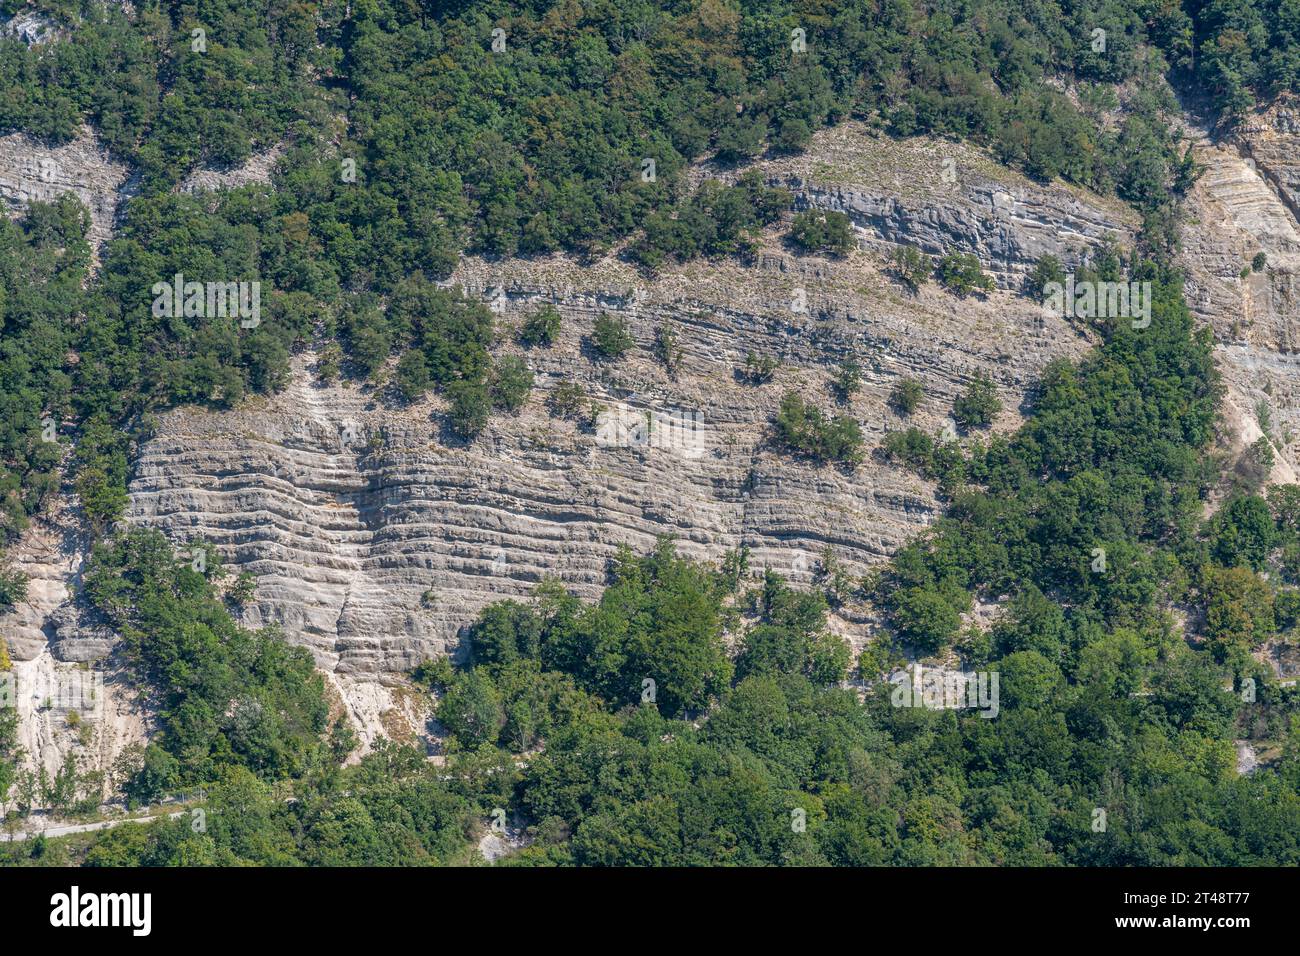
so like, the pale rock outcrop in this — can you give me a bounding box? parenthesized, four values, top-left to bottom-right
(178, 143, 285, 195)
(706, 123, 1139, 288)
(0, 123, 1136, 762)
(1177, 99, 1300, 488)
(0, 125, 132, 261)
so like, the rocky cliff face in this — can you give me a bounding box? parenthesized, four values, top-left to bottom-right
(118, 126, 1126, 746)
(1177, 96, 1300, 488)
(0, 125, 132, 264)
(0, 122, 1136, 776)
(754, 123, 1137, 288)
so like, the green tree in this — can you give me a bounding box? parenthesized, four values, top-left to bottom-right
(447, 381, 490, 439)
(890, 378, 924, 415)
(591, 313, 633, 360)
(490, 357, 533, 413)
(519, 306, 561, 348)
(953, 375, 1001, 429)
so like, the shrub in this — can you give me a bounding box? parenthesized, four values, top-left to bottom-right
(591, 313, 633, 359)
(953, 375, 1001, 428)
(773, 391, 865, 465)
(394, 350, 431, 401)
(549, 381, 588, 419)
(0, 565, 27, 609)
(832, 359, 862, 402)
(447, 380, 490, 438)
(490, 356, 533, 413)
(935, 252, 994, 296)
(653, 324, 683, 376)
(892, 245, 931, 292)
(890, 378, 924, 415)
(519, 306, 561, 348)
(788, 209, 855, 255)
(1026, 254, 1067, 302)
(742, 351, 779, 384)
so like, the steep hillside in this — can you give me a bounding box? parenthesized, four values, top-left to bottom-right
(0, 123, 1131, 770)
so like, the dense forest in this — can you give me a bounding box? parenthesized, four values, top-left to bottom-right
(0, 0, 1298, 865)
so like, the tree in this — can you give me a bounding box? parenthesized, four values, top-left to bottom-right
(1026, 254, 1066, 302)
(788, 210, 855, 255)
(1209, 496, 1277, 570)
(743, 352, 780, 384)
(438, 670, 505, 748)
(653, 324, 683, 376)
(953, 375, 1001, 428)
(549, 381, 587, 419)
(490, 357, 533, 413)
(447, 380, 490, 439)
(891, 587, 961, 653)
(832, 359, 862, 402)
(591, 313, 633, 359)
(519, 306, 561, 348)
(774, 392, 865, 466)
(893, 246, 931, 292)
(1202, 565, 1274, 661)
(394, 350, 431, 401)
(0, 565, 27, 609)
(935, 253, 994, 296)
(890, 378, 924, 415)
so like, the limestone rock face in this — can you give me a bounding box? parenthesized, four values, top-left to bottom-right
(0, 123, 1131, 758)
(0, 125, 132, 262)
(178, 144, 285, 195)
(1177, 98, 1300, 486)
(119, 194, 1109, 742)
(712, 124, 1139, 288)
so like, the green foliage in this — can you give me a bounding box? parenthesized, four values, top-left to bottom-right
(548, 381, 587, 420)
(438, 671, 505, 749)
(788, 210, 855, 255)
(490, 357, 533, 414)
(890, 378, 924, 415)
(935, 253, 995, 296)
(7, 0, 1300, 870)
(446, 380, 490, 440)
(0, 564, 27, 609)
(463, 541, 732, 721)
(519, 306, 561, 349)
(892, 245, 931, 292)
(590, 313, 633, 360)
(1209, 495, 1278, 570)
(832, 359, 862, 403)
(83, 528, 330, 797)
(953, 375, 1002, 429)
(227, 571, 256, 608)
(773, 392, 865, 466)
(1026, 254, 1067, 301)
(394, 349, 431, 402)
(737, 572, 849, 685)
(631, 173, 790, 268)
(742, 351, 780, 384)
(1202, 565, 1275, 661)
(653, 324, 684, 377)
(890, 586, 964, 653)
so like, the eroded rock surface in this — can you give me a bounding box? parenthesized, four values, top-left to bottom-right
(1178, 98, 1300, 486)
(0, 124, 1141, 761)
(0, 125, 132, 261)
